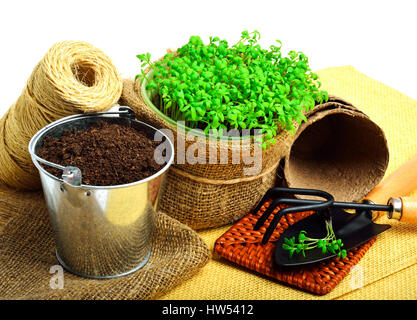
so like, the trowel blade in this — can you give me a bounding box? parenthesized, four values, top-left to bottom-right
(274, 207, 391, 267)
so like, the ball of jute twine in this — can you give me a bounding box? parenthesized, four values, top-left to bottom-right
(0, 41, 122, 190)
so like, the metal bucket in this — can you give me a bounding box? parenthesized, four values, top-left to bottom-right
(28, 106, 174, 278)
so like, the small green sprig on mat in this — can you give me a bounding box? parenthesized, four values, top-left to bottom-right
(282, 220, 347, 259)
(136, 30, 328, 149)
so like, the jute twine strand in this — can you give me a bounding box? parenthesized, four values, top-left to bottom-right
(0, 41, 122, 190)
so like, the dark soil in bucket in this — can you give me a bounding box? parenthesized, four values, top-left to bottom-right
(38, 121, 163, 186)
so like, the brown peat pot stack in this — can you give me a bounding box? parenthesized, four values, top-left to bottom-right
(283, 96, 389, 202)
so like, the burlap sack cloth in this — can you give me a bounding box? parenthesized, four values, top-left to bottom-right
(121, 78, 296, 229)
(0, 187, 209, 300)
(282, 96, 389, 201)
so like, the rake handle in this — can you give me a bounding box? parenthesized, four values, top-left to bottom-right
(400, 196, 417, 223)
(365, 154, 417, 222)
(387, 196, 417, 224)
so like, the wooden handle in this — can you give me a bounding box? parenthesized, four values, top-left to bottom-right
(399, 196, 417, 224)
(365, 154, 417, 204)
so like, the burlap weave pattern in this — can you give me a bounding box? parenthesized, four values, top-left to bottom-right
(0, 187, 209, 300)
(157, 164, 278, 229)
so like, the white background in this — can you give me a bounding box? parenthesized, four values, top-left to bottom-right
(1, 0, 416, 118)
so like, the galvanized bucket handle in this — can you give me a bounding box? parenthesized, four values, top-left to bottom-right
(31, 106, 136, 186)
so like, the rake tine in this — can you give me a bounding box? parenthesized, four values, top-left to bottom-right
(253, 187, 335, 216)
(262, 205, 318, 244)
(261, 207, 288, 244)
(253, 198, 307, 230)
(254, 198, 286, 230)
(261, 190, 335, 244)
(252, 188, 282, 216)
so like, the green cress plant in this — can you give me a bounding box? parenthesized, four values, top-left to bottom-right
(282, 220, 348, 259)
(136, 31, 328, 149)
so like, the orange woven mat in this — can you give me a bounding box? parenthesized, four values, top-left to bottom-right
(214, 201, 376, 295)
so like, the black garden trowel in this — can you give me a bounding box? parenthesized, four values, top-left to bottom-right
(253, 154, 417, 267)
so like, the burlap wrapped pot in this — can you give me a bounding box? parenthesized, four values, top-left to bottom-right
(120, 77, 297, 229)
(283, 96, 389, 202)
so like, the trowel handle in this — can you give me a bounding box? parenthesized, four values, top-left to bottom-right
(365, 154, 417, 205)
(387, 196, 417, 224)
